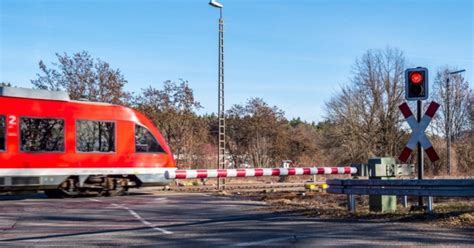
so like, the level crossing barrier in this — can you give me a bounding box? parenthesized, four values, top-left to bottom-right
(165, 167, 357, 180)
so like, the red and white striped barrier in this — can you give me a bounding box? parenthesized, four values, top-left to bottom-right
(165, 167, 357, 180)
(398, 101, 440, 162)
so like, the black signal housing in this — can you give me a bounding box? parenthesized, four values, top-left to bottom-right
(405, 67, 428, 101)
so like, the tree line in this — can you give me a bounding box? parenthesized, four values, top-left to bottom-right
(7, 48, 471, 175)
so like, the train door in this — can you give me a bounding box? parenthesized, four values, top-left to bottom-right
(0, 116, 5, 152)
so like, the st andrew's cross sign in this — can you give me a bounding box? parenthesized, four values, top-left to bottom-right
(398, 101, 440, 162)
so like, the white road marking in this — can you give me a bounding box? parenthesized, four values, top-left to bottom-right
(153, 197, 168, 202)
(111, 204, 173, 234)
(88, 198, 173, 234)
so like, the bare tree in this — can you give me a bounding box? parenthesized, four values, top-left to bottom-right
(287, 120, 323, 165)
(133, 80, 206, 168)
(432, 68, 471, 140)
(325, 47, 407, 163)
(431, 67, 472, 174)
(226, 98, 289, 168)
(31, 51, 130, 104)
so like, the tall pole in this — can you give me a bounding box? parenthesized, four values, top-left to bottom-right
(217, 8, 226, 190)
(417, 100, 424, 207)
(446, 69, 466, 176)
(446, 76, 451, 176)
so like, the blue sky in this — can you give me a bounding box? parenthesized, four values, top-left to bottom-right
(1, 0, 472, 122)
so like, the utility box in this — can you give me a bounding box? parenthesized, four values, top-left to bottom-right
(369, 177, 397, 212)
(368, 157, 397, 177)
(353, 158, 414, 178)
(365, 157, 414, 213)
(368, 157, 415, 178)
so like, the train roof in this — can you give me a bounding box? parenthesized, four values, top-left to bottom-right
(0, 86, 117, 106)
(0, 86, 70, 101)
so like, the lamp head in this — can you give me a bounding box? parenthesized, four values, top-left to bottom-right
(209, 0, 223, 8)
(448, 69, 466, 75)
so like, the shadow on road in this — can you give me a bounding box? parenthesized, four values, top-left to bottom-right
(0, 191, 155, 201)
(0, 192, 47, 201)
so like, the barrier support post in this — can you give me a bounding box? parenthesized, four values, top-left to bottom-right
(347, 194, 356, 213)
(427, 196, 433, 214)
(403, 195, 408, 208)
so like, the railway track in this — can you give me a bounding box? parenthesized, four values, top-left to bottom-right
(167, 182, 325, 193)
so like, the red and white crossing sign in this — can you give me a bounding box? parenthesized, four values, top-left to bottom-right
(398, 101, 440, 162)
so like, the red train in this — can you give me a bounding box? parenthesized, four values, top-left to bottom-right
(0, 86, 176, 197)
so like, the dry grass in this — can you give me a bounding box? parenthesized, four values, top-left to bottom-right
(227, 191, 474, 228)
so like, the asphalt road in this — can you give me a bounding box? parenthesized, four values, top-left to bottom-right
(0, 190, 472, 247)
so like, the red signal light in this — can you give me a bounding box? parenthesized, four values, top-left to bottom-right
(410, 72, 423, 84)
(405, 67, 429, 100)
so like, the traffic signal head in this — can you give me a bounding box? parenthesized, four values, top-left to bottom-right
(405, 67, 428, 101)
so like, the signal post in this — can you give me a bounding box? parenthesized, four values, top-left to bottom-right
(400, 67, 440, 208)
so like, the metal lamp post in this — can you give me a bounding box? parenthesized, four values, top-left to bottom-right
(446, 69, 466, 176)
(209, 0, 226, 190)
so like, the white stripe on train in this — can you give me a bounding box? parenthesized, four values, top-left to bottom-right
(0, 167, 175, 177)
(0, 166, 357, 181)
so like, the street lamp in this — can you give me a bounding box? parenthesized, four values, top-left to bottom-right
(209, 0, 225, 190)
(209, 0, 223, 9)
(446, 69, 466, 176)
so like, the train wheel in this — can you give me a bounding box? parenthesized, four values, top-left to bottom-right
(105, 178, 128, 197)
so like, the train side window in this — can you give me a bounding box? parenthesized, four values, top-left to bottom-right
(135, 125, 165, 153)
(76, 120, 115, 152)
(20, 117, 65, 152)
(0, 116, 5, 151)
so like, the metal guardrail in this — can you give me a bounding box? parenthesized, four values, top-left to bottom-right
(327, 179, 474, 197)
